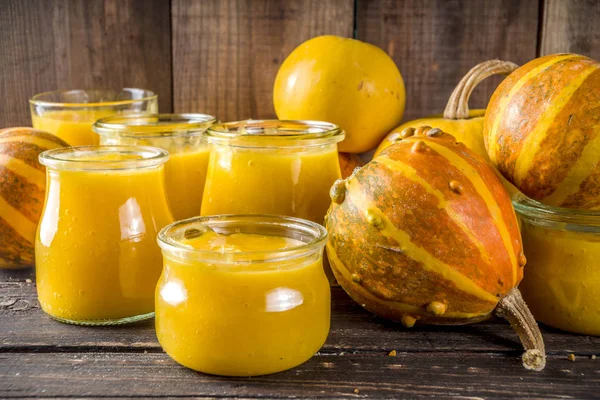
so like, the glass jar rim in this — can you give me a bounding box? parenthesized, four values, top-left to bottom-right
(39, 145, 169, 171)
(93, 113, 217, 138)
(512, 191, 600, 227)
(158, 214, 328, 265)
(205, 119, 345, 148)
(29, 88, 157, 108)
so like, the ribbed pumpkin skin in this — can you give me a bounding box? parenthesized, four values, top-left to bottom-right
(484, 53, 600, 209)
(325, 131, 525, 324)
(0, 128, 68, 268)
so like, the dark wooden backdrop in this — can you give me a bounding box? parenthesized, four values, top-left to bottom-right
(1, 0, 599, 132)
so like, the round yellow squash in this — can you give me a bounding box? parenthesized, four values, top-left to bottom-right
(274, 35, 405, 153)
(375, 60, 519, 160)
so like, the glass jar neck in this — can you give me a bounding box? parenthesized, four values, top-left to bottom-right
(94, 113, 217, 139)
(205, 120, 345, 149)
(39, 146, 169, 172)
(158, 215, 328, 267)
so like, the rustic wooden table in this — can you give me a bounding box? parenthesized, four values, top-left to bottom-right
(1, 268, 598, 399)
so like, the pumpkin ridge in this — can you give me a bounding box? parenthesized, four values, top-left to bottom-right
(326, 242, 493, 320)
(374, 155, 494, 266)
(424, 141, 520, 286)
(0, 195, 37, 242)
(486, 54, 578, 165)
(345, 177, 499, 303)
(0, 135, 68, 151)
(0, 218, 34, 267)
(0, 155, 45, 188)
(0, 141, 52, 171)
(512, 63, 600, 187)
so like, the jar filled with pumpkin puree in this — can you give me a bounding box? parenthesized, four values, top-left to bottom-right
(513, 193, 600, 336)
(201, 120, 344, 224)
(30, 89, 158, 146)
(36, 146, 173, 325)
(156, 215, 331, 376)
(94, 113, 216, 220)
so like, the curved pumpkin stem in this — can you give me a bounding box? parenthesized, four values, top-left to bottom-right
(494, 288, 546, 371)
(443, 60, 519, 120)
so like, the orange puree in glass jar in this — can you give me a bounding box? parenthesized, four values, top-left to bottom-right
(156, 215, 331, 376)
(36, 146, 173, 325)
(513, 193, 600, 336)
(201, 120, 344, 224)
(94, 114, 216, 220)
(30, 89, 158, 146)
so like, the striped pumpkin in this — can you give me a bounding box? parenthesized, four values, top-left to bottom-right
(484, 53, 600, 209)
(325, 127, 546, 370)
(0, 127, 68, 268)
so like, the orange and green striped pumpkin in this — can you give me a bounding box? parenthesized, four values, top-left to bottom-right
(0, 127, 68, 268)
(484, 53, 600, 210)
(325, 128, 525, 324)
(325, 127, 546, 370)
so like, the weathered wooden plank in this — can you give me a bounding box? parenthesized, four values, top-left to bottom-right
(540, 0, 600, 59)
(2, 271, 599, 356)
(0, 351, 597, 399)
(0, 0, 172, 127)
(356, 0, 540, 121)
(171, 0, 354, 121)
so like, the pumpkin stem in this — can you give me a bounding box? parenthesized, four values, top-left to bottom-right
(494, 288, 546, 371)
(443, 60, 519, 120)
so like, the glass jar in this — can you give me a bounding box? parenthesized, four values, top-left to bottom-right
(201, 120, 344, 224)
(156, 214, 331, 376)
(36, 146, 173, 325)
(94, 113, 217, 221)
(513, 192, 600, 335)
(30, 89, 158, 146)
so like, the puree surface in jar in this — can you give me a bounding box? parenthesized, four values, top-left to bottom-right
(36, 147, 173, 324)
(156, 227, 331, 376)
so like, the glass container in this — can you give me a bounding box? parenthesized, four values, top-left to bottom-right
(30, 89, 158, 146)
(201, 120, 344, 224)
(94, 113, 216, 220)
(36, 145, 173, 325)
(513, 192, 600, 335)
(156, 214, 331, 376)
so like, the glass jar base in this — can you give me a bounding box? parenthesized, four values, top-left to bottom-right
(46, 311, 154, 326)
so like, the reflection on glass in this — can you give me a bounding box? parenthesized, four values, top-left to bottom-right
(265, 287, 304, 312)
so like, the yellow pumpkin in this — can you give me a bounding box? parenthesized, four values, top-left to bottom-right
(274, 35, 405, 153)
(0, 127, 68, 268)
(375, 60, 519, 160)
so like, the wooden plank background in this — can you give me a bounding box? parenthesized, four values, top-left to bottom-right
(1, 0, 599, 140)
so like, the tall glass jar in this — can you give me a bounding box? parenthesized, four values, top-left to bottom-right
(513, 192, 600, 336)
(94, 113, 217, 221)
(30, 89, 158, 146)
(156, 214, 331, 376)
(201, 120, 344, 224)
(36, 146, 173, 325)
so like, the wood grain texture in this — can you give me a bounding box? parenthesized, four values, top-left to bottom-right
(357, 0, 541, 121)
(1, 352, 598, 398)
(0, 0, 172, 127)
(171, 0, 354, 121)
(540, 0, 600, 59)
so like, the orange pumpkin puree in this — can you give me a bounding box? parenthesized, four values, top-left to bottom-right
(156, 231, 331, 376)
(32, 110, 118, 146)
(36, 149, 173, 324)
(200, 145, 341, 223)
(519, 223, 600, 335)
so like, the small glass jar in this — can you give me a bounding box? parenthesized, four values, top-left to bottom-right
(156, 214, 331, 376)
(513, 192, 600, 335)
(36, 146, 173, 325)
(30, 89, 158, 146)
(201, 120, 344, 224)
(94, 113, 217, 221)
